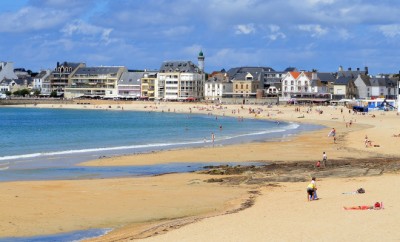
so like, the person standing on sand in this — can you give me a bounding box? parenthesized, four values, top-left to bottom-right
(322, 152, 327, 167)
(211, 132, 215, 146)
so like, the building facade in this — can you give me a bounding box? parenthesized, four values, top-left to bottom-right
(64, 66, 126, 99)
(118, 71, 143, 99)
(141, 71, 157, 100)
(204, 71, 232, 101)
(32, 70, 51, 92)
(231, 72, 261, 97)
(333, 76, 357, 100)
(156, 61, 205, 101)
(49, 62, 85, 96)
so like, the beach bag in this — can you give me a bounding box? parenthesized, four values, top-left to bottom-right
(357, 188, 365, 194)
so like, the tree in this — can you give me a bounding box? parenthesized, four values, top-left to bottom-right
(13, 89, 30, 96)
(50, 90, 58, 97)
(33, 89, 41, 96)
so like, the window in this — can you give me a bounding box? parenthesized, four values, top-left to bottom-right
(246, 84, 249, 89)
(285, 80, 287, 85)
(241, 84, 243, 89)
(291, 81, 294, 85)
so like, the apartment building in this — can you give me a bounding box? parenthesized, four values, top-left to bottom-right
(141, 71, 157, 100)
(48, 62, 85, 96)
(156, 61, 204, 101)
(64, 66, 126, 99)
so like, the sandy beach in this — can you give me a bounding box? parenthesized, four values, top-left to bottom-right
(1, 101, 399, 241)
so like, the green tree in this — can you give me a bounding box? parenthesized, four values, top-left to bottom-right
(50, 90, 58, 97)
(33, 89, 41, 96)
(13, 89, 30, 96)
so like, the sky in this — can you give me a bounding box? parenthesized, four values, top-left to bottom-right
(1, 0, 400, 75)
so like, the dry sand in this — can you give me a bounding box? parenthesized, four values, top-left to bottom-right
(2, 101, 400, 241)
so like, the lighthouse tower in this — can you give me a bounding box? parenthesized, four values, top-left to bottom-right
(198, 50, 205, 72)
(398, 71, 400, 112)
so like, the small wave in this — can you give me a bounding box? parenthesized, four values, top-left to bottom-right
(0, 123, 300, 162)
(0, 141, 206, 161)
(215, 122, 300, 140)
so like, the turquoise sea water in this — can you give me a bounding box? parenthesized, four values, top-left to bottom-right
(0, 107, 322, 177)
(0, 107, 323, 241)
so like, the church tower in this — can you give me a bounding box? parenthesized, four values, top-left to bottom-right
(198, 50, 205, 72)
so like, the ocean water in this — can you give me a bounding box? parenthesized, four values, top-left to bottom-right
(0, 106, 323, 241)
(0, 107, 322, 174)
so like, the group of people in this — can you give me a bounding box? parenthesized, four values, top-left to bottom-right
(315, 151, 328, 168)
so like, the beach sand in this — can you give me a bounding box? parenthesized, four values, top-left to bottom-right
(1, 101, 399, 241)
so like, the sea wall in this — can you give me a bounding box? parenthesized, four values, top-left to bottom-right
(0, 98, 74, 105)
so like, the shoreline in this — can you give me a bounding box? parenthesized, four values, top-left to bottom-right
(1, 101, 399, 241)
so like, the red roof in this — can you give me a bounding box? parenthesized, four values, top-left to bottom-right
(290, 71, 301, 79)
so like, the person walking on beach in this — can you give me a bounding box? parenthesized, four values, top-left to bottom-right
(322, 152, 327, 167)
(211, 132, 215, 146)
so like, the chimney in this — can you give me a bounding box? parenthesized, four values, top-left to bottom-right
(365, 67, 369, 75)
(348, 67, 351, 71)
(357, 68, 360, 71)
(312, 70, 318, 80)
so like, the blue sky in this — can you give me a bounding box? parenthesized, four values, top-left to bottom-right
(1, 0, 400, 74)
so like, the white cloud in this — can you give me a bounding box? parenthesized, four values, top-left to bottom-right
(235, 24, 256, 35)
(61, 20, 113, 44)
(267, 24, 286, 41)
(0, 6, 70, 32)
(378, 24, 400, 38)
(298, 24, 328, 37)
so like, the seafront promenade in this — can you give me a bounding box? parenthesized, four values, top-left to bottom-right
(1, 101, 400, 242)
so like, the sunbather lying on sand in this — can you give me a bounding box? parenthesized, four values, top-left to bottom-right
(344, 202, 383, 210)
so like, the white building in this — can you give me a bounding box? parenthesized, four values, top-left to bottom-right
(156, 61, 205, 101)
(204, 72, 232, 101)
(64, 66, 126, 99)
(118, 71, 143, 99)
(281, 71, 329, 100)
(32, 70, 51, 91)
